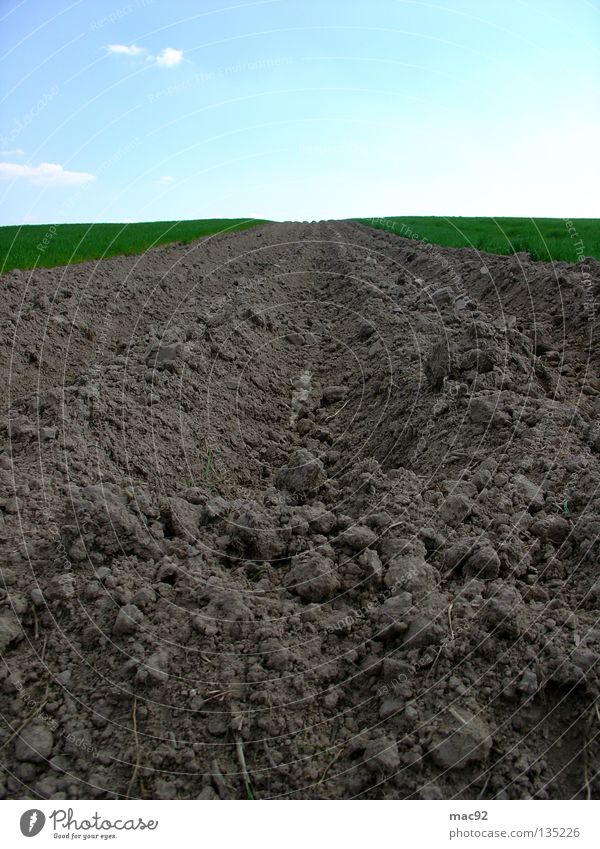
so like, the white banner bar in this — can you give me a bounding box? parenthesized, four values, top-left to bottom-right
(0, 800, 598, 847)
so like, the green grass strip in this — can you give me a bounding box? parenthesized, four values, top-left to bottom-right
(0, 218, 268, 273)
(354, 216, 599, 263)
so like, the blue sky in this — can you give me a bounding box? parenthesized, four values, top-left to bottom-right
(0, 0, 598, 224)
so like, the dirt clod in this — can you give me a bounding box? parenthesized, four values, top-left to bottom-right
(429, 710, 492, 770)
(14, 724, 54, 764)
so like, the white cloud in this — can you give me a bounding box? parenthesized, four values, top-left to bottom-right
(0, 162, 95, 187)
(106, 43, 144, 57)
(155, 48, 183, 68)
(1, 147, 25, 156)
(158, 175, 174, 184)
(106, 44, 183, 68)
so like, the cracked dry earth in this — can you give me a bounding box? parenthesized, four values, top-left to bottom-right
(1, 221, 600, 801)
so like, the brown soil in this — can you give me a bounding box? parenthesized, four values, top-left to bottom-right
(1, 221, 599, 800)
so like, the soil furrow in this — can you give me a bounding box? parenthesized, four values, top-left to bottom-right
(1, 221, 599, 800)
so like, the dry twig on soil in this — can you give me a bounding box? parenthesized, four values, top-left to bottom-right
(125, 696, 141, 798)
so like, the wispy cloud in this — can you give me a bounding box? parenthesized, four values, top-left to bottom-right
(106, 43, 144, 57)
(158, 175, 174, 184)
(0, 162, 95, 187)
(155, 48, 183, 68)
(106, 43, 184, 68)
(1, 147, 25, 156)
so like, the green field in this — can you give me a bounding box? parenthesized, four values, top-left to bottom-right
(2, 216, 598, 273)
(355, 216, 600, 263)
(0, 218, 267, 273)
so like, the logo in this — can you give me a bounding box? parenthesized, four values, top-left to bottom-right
(20, 810, 46, 837)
